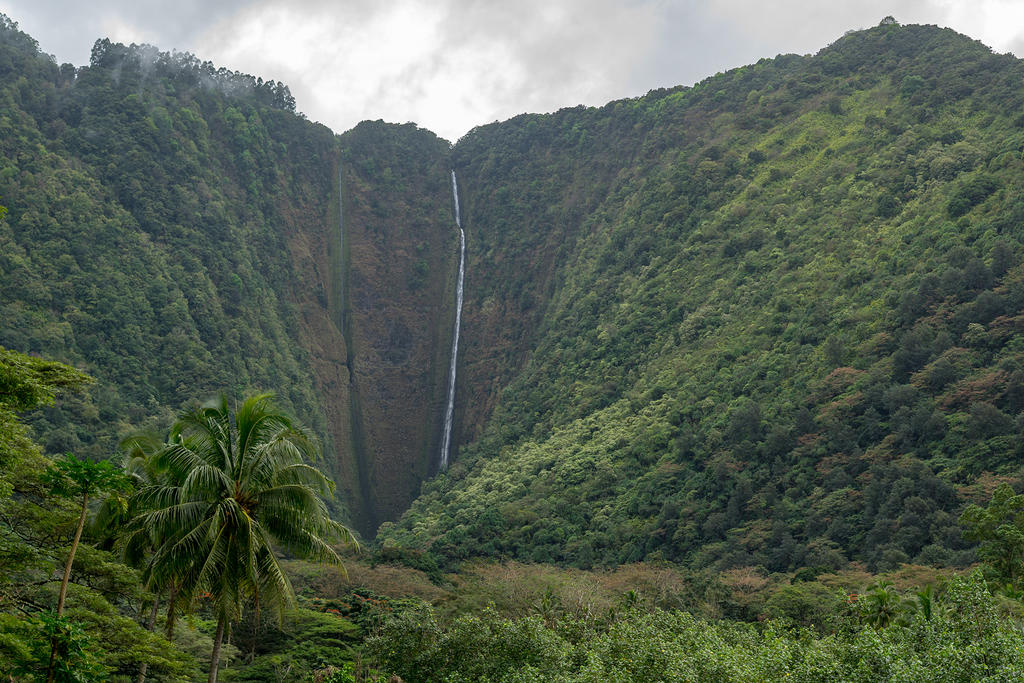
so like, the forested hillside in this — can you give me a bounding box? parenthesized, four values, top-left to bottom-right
(3, 14, 1024, 576)
(0, 17, 457, 533)
(0, 20, 334, 474)
(383, 21, 1024, 573)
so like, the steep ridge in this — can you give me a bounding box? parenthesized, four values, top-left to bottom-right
(0, 26, 338, 466)
(385, 22, 1024, 570)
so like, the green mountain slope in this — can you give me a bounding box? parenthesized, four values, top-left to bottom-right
(0, 18, 455, 532)
(3, 15, 1024, 570)
(382, 22, 1024, 571)
(0, 25, 333, 469)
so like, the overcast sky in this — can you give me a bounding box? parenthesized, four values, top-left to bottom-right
(2, 1, 1023, 141)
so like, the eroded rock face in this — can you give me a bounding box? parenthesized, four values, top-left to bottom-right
(325, 122, 455, 535)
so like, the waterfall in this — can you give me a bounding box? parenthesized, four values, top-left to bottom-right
(439, 170, 465, 470)
(451, 169, 462, 228)
(337, 165, 345, 333)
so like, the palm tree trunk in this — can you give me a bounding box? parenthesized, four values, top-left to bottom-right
(249, 593, 260, 663)
(208, 616, 226, 683)
(135, 594, 161, 683)
(46, 492, 89, 683)
(165, 581, 178, 640)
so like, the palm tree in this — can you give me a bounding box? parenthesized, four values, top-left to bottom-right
(112, 431, 184, 683)
(131, 393, 356, 683)
(859, 580, 906, 628)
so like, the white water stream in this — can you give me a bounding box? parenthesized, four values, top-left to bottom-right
(439, 170, 465, 470)
(337, 166, 345, 333)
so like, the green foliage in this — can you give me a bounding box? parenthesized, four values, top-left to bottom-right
(6, 8, 1024, 593)
(764, 582, 843, 631)
(0, 345, 198, 682)
(128, 392, 356, 680)
(44, 452, 128, 501)
(0, 347, 91, 414)
(366, 601, 569, 683)
(947, 173, 1000, 217)
(0, 347, 91, 496)
(305, 663, 356, 683)
(371, 546, 444, 584)
(368, 573, 1024, 682)
(0, 14, 335, 493)
(42, 452, 131, 682)
(961, 483, 1024, 589)
(384, 21, 1024, 574)
(220, 608, 361, 682)
(856, 581, 906, 628)
(14, 612, 107, 683)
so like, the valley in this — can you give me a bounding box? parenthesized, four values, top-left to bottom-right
(2, 14, 1024, 680)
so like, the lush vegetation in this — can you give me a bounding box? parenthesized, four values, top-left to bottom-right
(0, 346, 197, 680)
(124, 393, 356, 681)
(6, 11, 1024, 680)
(2, 344, 1024, 680)
(384, 20, 1024, 575)
(7, 10, 1024, 573)
(0, 345, 359, 681)
(368, 572, 1024, 682)
(0, 12, 340, 504)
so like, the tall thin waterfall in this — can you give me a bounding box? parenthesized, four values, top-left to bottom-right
(337, 165, 345, 333)
(439, 170, 465, 470)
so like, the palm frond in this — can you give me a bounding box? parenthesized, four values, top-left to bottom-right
(115, 391, 350, 638)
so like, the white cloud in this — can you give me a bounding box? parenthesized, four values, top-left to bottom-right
(1, 0, 1024, 140)
(191, 0, 662, 141)
(97, 16, 161, 48)
(931, 0, 1024, 53)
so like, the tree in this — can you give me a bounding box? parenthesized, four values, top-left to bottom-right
(109, 431, 183, 683)
(0, 346, 91, 498)
(857, 581, 906, 628)
(0, 348, 93, 680)
(960, 484, 1024, 590)
(131, 393, 356, 682)
(42, 454, 128, 683)
(26, 613, 106, 683)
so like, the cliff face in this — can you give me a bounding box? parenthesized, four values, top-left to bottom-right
(336, 122, 455, 532)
